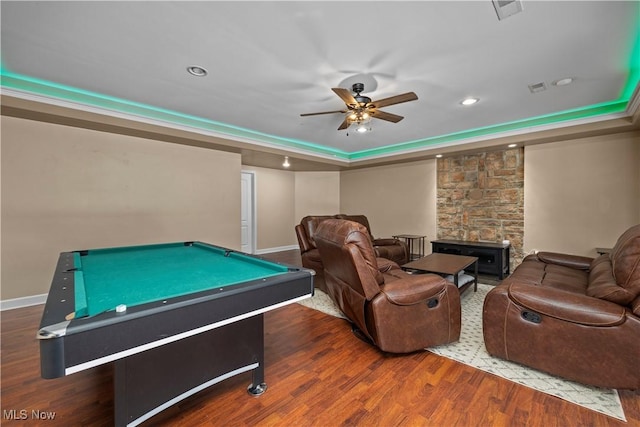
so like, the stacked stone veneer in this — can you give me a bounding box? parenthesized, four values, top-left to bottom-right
(437, 148, 524, 271)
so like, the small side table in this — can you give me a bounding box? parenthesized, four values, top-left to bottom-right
(393, 234, 426, 261)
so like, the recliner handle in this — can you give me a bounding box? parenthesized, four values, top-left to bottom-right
(521, 310, 542, 323)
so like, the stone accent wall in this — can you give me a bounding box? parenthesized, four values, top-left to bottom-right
(437, 148, 524, 271)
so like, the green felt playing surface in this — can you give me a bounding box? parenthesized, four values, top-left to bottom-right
(73, 242, 288, 317)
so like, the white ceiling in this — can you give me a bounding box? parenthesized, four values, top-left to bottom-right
(1, 1, 639, 166)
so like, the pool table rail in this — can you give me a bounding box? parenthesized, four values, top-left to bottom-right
(38, 269, 313, 379)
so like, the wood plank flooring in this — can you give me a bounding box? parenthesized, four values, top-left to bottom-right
(1, 249, 638, 426)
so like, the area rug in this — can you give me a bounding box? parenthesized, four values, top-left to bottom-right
(298, 285, 626, 421)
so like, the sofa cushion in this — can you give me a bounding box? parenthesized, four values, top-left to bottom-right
(503, 255, 546, 284)
(609, 224, 640, 297)
(540, 264, 589, 293)
(504, 254, 589, 293)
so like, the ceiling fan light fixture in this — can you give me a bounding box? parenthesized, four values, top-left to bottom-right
(356, 125, 368, 133)
(347, 108, 372, 126)
(461, 97, 479, 106)
(302, 83, 417, 133)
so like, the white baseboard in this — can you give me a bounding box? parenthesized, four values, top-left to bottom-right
(1, 293, 47, 311)
(254, 245, 299, 255)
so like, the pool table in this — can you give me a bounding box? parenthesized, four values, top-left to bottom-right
(37, 241, 314, 426)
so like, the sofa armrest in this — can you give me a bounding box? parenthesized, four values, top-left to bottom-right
(536, 252, 593, 270)
(376, 257, 399, 273)
(373, 238, 401, 246)
(380, 274, 449, 305)
(507, 282, 626, 326)
(295, 224, 313, 253)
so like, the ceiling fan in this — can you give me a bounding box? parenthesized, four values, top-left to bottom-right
(301, 83, 419, 131)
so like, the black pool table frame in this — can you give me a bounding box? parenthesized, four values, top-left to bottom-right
(37, 242, 314, 426)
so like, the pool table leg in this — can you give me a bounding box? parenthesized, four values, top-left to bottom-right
(248, 382, 267, 396)
(247, 313, 267, 396)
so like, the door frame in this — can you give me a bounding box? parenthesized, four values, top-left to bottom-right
(240, 171, 257, 254)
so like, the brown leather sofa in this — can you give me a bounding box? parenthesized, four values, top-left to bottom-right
(483, 224, 640, 389)
(295, 214, 409, 292)
(315, 219, 461, 353)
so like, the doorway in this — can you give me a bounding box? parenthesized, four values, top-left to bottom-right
(240, 171, 256, 253)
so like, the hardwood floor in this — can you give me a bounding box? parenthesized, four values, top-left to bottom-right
(1, 249, 638, 426)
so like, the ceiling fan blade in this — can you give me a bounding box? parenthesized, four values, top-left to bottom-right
(332, 87, 359, 107)
(337, 116, 350, 130)
(370, 92, 418, 109)
(300, 110, 346, 117)
(370, 109, 404, 123)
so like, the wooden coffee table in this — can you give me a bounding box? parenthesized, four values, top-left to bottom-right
(401, 253, 479, 293)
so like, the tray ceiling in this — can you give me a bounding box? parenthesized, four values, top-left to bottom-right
(1, 1, 639, 165)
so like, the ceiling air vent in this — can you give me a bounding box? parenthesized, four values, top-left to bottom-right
(493, 0, 524, 20)
(528, 82, 547, 94)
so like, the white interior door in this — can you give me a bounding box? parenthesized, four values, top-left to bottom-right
(240, 171, 255, 253)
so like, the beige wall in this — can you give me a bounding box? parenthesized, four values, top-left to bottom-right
(294, 171, 341, 220)
(524, 131, 640, 256)
(2, 113, 638, 301)
(283, 161, 441, 255)
(241, 168, 341, 251)
(1, 116, 241, 299)
(340, 159, 438, 246)
(241, 166, 296, 250)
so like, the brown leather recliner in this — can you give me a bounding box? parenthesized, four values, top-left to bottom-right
(295, 215, 409, 292)
(334, 214, 409, 263)
(315, 219, 461, 353)
(483, 223, 640, 389)
(295, 215, 334, 292)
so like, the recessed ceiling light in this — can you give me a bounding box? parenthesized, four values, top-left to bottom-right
(461, 97, 479, 106)
(187, 65, 208, 77)
(508, 143, 518, 148)
(282, 156, 290, 168)
(435, 154, 443, 158)
(553, 77, 574, 86)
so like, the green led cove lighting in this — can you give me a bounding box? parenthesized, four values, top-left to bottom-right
(348, 99, 630, 160)
(0, 68, 348, 159)
(1, 26, 638, 162)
